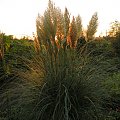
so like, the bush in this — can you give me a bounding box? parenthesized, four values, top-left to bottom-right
(112, 34, 120, 57)
(0, 1, 119, 119)
(83, 40, 114, 58)
(103, 72, 120, 119)
(0, 42, 117, 119)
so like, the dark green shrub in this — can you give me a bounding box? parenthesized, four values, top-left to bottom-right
(0, 36, 116, 120)
(84, 40, 114, 58)
(76, 36, 86, 54)
(103, 72, 120, 119)
(112, 34, 120, 57)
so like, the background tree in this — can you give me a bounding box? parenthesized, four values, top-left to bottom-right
(86, 12, 98, 41)
(109, 21, 120, 57)
(109, 21, 120, 37)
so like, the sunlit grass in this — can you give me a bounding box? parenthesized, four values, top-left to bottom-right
(0, 1, 120, 120)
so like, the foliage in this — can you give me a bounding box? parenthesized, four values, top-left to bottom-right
(75, 15, 83, 39)
(83, 39, 115, 59)
(0, 33, 35, 87)
(103, 72, 120, 119)
(76, 36, 86, 54)
(0, 33, 14, 82)
(56, 7, 64, 40)
(111, 22, 120, 57)
(104, 72, 120, 96)
(30, 1, 118, 119)
(109, 21, 120, 37)
(86, 12, 98, 41)
(0, 1, 120, 120)
(112, 39, 120, 58)
(69, 16, 77, 48)
(0, 40, 116, 120)
(63, 7, 70, 38)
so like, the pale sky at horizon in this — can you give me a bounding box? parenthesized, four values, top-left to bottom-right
(0, 0, 120, 38)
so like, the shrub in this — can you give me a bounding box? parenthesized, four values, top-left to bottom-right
(103, 72, 120, 119)
(112, 34, 120, 57)
(0, 1, 118, 120)
(0, 48, 113, 120)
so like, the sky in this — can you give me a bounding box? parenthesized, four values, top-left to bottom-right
(0, 0, 120, 38)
